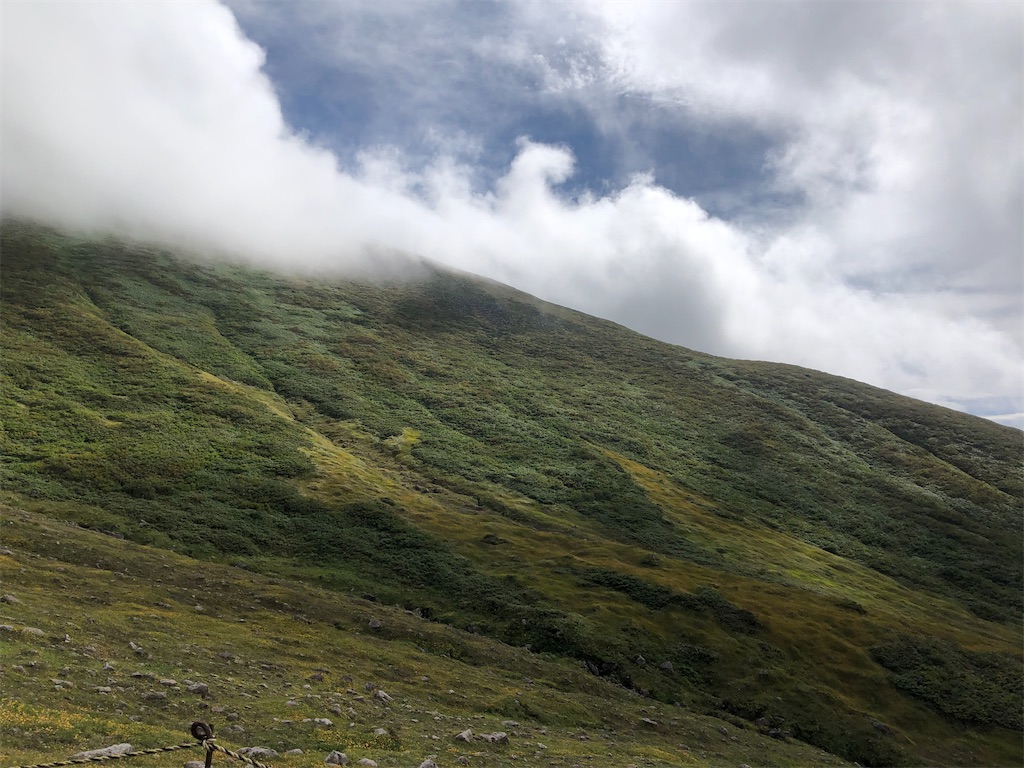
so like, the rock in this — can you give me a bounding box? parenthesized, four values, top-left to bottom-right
(314, 718, 334, 727)
(368, 619, 382, 630)
(501, 720, 520, 727)
(418, 760, 438, 768)
(185, 761, 205, 768)
(356, 760, 377, 767)
(871, 720, 894, 735)
(717, 726, 729, 736)
(71, 744, 133, 760)
(457, 758, 470, 766)
(372, 728, 389, 737)
(237, 747, 278, 758)
(0, 594, 20, 604)
(187, 682, 209, 696)
(324, 751, 348, 765)
(22, 627, 44, 637)
(0, 548, 13, 555)
(94, 686, 112, 694)
(641, 718, 658, 727)
(102, 662, 115, 671)
(479, 732, 509, 744)
(286, 699, 300, 706)
(141, 691, 167, 701)
(0, 625, 15, 633)
(51, 679, 74, 688)
(159, 678, 178, 686)
(659, 661, 674, 672)
(455, 729, 473, 742)
(285, 749, 304, 755)
(226, 712, 240, 721)
(536, 742, 547, 749)
(128, 642, 141, 651)
(372, 690, 392, 704)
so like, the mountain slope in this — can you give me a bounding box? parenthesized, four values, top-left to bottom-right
(1, 219, 1021, 766)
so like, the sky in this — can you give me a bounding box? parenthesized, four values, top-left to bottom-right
(2, 0, 1022, 427)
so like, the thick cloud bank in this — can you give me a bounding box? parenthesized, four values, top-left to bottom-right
(2, 1, 1020, 425)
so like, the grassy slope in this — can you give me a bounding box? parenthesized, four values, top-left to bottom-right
(1, 220, 1021, 766)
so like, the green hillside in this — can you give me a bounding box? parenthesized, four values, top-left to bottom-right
(1, 219, 1021, 767)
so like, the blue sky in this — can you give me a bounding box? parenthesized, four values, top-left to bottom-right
(2, 0, 1022, 426)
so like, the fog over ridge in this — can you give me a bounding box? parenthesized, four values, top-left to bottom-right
(1, 0, 1020, 426)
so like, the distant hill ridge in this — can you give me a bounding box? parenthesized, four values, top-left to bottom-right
(1, 218, 1021, 767)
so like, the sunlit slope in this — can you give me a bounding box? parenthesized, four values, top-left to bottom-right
(1, 220, 1021, 767)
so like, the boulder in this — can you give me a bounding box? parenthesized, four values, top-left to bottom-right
(324, 751, 348, 765)
(479, 732, 509, 744)
(455, 729, 473, 742)
(71, 744, 133, 760)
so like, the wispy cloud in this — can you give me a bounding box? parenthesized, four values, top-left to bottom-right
(1, 0, 1020, 423)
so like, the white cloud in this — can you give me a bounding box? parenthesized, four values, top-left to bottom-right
(1, 0, 1020, 421)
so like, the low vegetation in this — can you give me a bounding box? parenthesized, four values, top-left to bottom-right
(1, 219, 1021, 766)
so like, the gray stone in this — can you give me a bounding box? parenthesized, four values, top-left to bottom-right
(314, 718, 334, 727)
(368, 618, 382, 630)
(455, 728, 473, 742)
(141, 691, 167, 701)
(237, 747, 278, 758)
(71, 744, 133, 760)
(159, 678, 178, 686)
(372, 728, 389, 737)
(187, 682, 209, 696)
(0, 594, 20, 604)
(0, 625, 15, 633)
(184, 761, 205, 768)
(94, 686, 112, 694)
(634, 655, 646, 665)
(418, 760, 438, 768)
(284, 749, 304, 755)
(356, 760, 377, 767)
(372, 690, 392, 704)
(479, 732, 509, 744)
(22, 627, 44, 637)
(324, 751, 348, 765)
(659, 661, 674, 672)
